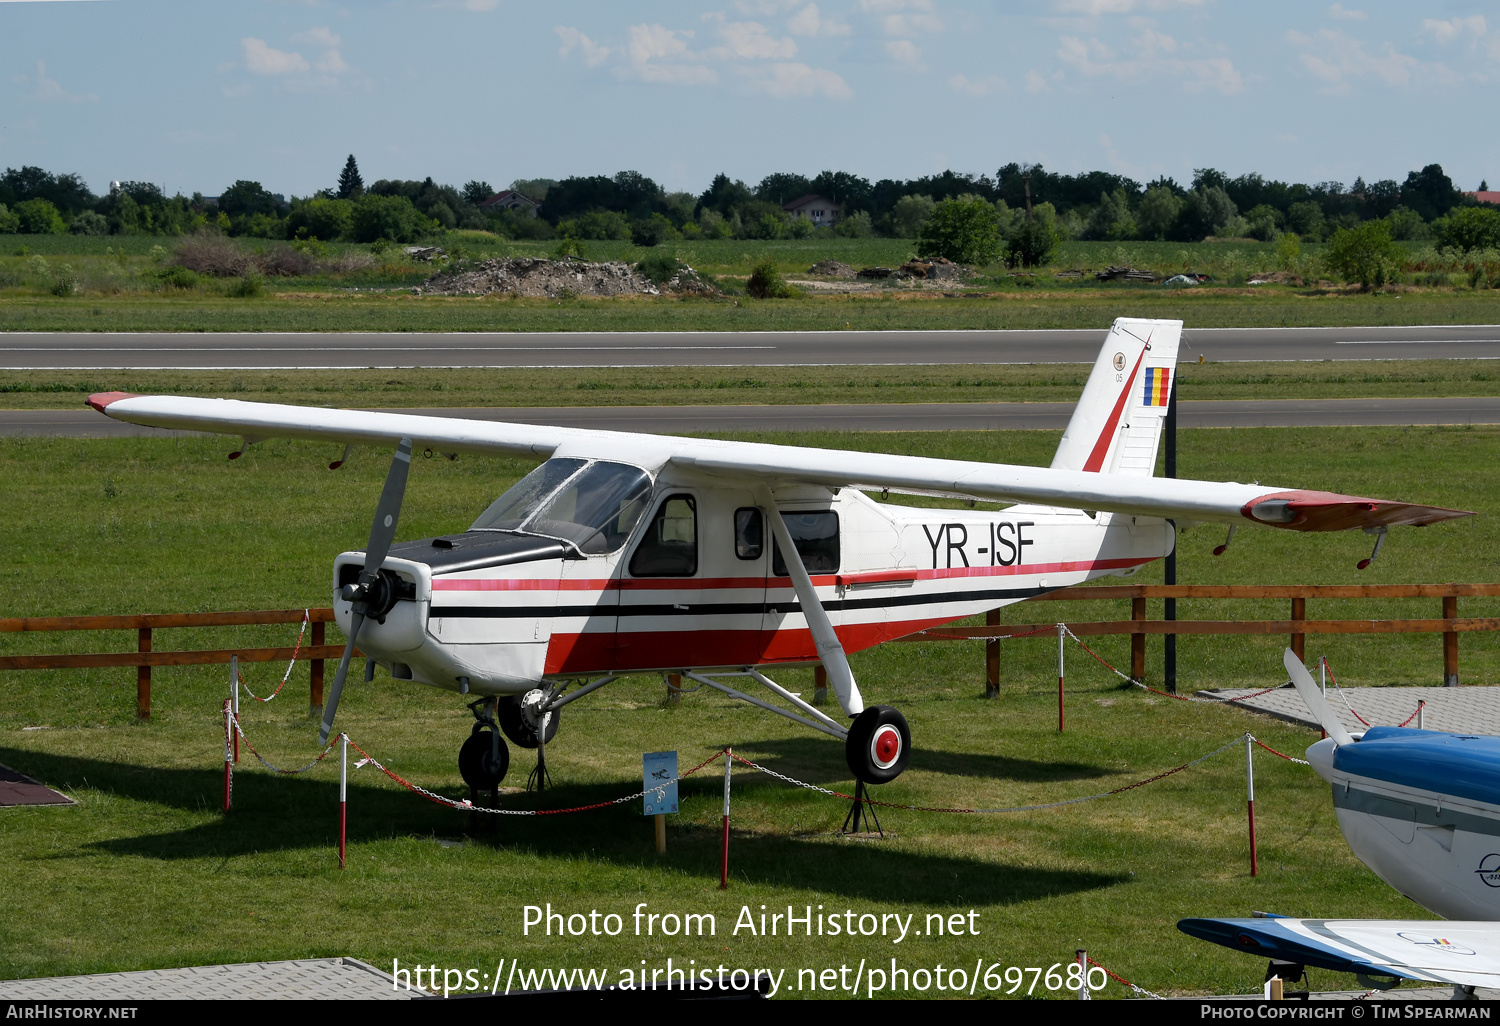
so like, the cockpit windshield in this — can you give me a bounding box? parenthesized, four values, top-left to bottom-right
(469, 458, 652, 554)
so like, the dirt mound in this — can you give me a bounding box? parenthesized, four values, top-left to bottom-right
(897, 257, 967, 280)
(808, 260, 857, 278)
(419, 257, 660, 298)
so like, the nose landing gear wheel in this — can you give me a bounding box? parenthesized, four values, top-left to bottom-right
(459, 725, 509, 790)
(498, 690, 560, 749)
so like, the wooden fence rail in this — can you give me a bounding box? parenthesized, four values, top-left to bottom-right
(910, 583, 1500, 696)
(4, 584, 1498, 716)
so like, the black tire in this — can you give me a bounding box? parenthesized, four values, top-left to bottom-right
(845, 705, 911, 785)
(498, 693, 560, 750)
(458, 727, 509, 789)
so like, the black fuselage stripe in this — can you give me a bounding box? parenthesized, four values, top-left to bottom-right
(430, 585, 1050, 620)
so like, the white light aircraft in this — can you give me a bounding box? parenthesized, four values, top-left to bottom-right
(1179, 650, 1500, 996)
(86, 319, 1469, 793)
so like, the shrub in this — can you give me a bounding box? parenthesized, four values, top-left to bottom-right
(888, 194, 936, 239)
(636, 250, 681, 284)
(557, 210, 631, 241)
(630, 213, 678, 247)
(258, 245, 317, 277)
(919, 199, 1002, 265)
(15, 198, 66, 235)
(173, 232, 253, 277)
(351, 194, 431, 244)
(287, 197, 354, 241)
(1004, 220, 1057, 269)
(159, 266, 200, 289)
(553, 237, 585, 260)
(1323, 219, 1401, 290)
(745, 258, 796, 299)
(0, 203, 17, 234)
(228, 272, 265, 298)
(833, 210, 874, 239)
(1435, 207, 1500, 254)
(48, 263, 79, 296)
(1274, 232, 1302, 271)
(70, 211, 109, 236)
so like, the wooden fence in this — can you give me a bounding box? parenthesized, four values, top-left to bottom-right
(3, 583, 1498, 717)
(905, 583, 1500, 695)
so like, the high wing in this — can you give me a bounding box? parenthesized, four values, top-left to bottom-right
(85, 317, 1470, 534)
(1179, 916, 1500, 990)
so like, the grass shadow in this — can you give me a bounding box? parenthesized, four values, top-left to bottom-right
(742, 735, 1108, 785)
(1, 747, 1122, 905)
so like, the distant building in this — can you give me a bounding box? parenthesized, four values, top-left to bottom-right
(479, 190, 541, 217)
(782, 194, 843, 226)
(1465, 191, 1500, 206)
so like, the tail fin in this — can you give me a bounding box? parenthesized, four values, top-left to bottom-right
(1050, 317, 1182, 476)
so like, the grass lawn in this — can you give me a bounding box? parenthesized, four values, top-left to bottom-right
(5, 359, 1500, 411)
(0, 426, 1493, 997)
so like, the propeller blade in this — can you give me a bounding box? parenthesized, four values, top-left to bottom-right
(1283, 648, 1356, 746)
(320, 609, 364, 745)
(358, 437, 413, 586)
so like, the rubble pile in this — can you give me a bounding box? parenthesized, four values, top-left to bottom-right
(1095, 266, 1157, 282)
(897, 257, 966, 280)
(808, 260, 858, 278)
(419, 257, 660, 298)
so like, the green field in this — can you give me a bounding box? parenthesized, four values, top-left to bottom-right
(4, 232, 1500, 333)
(6, 358, 1500, 411)
(1, 426, 1494, 997)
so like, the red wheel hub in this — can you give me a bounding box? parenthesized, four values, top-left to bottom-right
(871, 724, 902, 769)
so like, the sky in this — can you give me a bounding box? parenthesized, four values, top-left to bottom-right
(1, 0, 1497, 201)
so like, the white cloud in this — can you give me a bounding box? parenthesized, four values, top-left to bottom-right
(555, 26, 611, 67)
(242, 38, 310, 75)
(1287, 28, 1432, 92)
(949, 72, 1005, 95)
(315, 49, 347, 74)
(17, 60, 97, 103)
(1053, 0, 1205, 13)
(787, 4, 850, 37)
(1025, 68, 1050, 92)
(1326, 4, 1366, 21)
(886, 39, 923, 66)
(293, 27, 341, 47)
(628, 23, 694, 64)
(1056, 30, 1242, 92)
(713, 21, 797, 59)
(1422, 15, 1486, 46)
(742, 61, 854, 99)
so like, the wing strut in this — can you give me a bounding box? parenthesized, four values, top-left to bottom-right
(757, 487, 864, 718)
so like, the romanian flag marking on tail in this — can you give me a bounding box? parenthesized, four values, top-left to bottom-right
(1142, 367, 1171, 407)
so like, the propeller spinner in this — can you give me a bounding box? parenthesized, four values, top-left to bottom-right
(320, 437, 413, 745)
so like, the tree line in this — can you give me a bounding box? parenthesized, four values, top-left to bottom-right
(1, 156, 1496, 257)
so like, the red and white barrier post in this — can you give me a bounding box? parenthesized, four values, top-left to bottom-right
(230, 655, 240, 764)
(338, 733, 348, 870)
(1245, 733, 1257, 877)
(222, 699, 233, 813)
(1057, 623, 1066, 733)
(1076, 949, 1090, 1000)
(720, 747, 732, 890)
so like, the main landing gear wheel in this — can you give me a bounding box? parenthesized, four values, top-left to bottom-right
(458, 724, 510, 790)
(498, 690, 560, 749)
(845, 705, 911, 785)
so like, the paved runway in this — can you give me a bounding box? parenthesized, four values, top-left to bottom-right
(9, 396, 1500, 438)
(3, 324, 1500, 368)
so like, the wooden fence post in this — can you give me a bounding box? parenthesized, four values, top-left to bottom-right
(985, 609, 1000, 698)
(310, 619, 324, 718)
(1290, 597, 1306, 663)
(136, 627, 151, 720)
(813, 665, 828, 705)
(1130, 596, 1146, 682)
(666, 672, 682, 706)
(1444, 595, 1459, 687)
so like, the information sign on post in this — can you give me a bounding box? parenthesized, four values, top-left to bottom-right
(643, 750, 678, 855)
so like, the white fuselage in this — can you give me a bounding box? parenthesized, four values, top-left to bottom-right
(333, 469, 1173, 696)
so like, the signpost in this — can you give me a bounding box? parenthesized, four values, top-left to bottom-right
(643, 750, 678, 855)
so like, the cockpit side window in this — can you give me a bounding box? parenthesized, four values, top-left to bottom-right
(470, 459, 586, 532)
(629, 495, 698, 577)
(771, 511, 840, 576)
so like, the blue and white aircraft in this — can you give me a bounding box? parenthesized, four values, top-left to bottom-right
(1179, 650, 1500, 994)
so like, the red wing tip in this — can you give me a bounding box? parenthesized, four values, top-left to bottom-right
(85, 391, 140, 413)
(1243, 490, 1475, 531)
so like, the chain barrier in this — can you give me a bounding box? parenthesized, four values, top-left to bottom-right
(236, 609, 311, 704)
(231, 712, 338, 775)
(1322, 657, 1373, 728)
(730, 734, 1258, 815)
(1085, 956, 1165, 1000)
(1251, 736, 1310, 766)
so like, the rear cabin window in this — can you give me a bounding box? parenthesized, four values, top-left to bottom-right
(772, 511, 840, 576)
(734, 508, 763, 560)
(629, 495, 698, 577)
